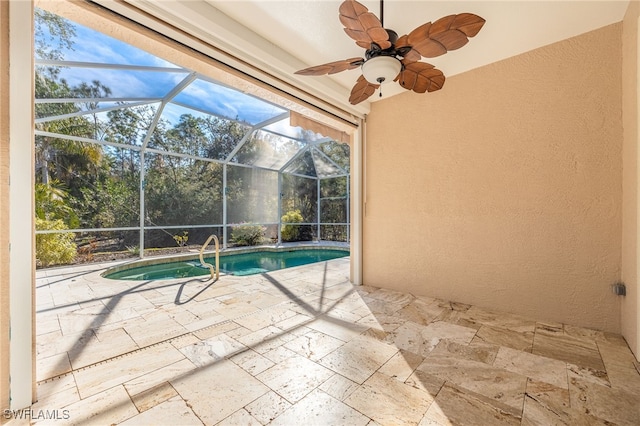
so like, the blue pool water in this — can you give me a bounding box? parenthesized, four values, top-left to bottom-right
(104, 248, 349, 280)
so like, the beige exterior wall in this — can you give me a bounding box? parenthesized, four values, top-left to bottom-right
(0, 0, 10, 418)
(364, 24, 623, 332)
(622, 2, 640, 359)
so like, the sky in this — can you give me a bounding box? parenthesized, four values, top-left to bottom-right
(35, 10, 287, 127)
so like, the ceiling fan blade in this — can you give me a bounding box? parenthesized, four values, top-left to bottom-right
(396, 34, 422, 63)
(339, 0, 391, 50)
(349, 75, 379, 105)
(396, 62, 445, 93)
(407, 13, 485, 58)
(295, 58, 364, 76)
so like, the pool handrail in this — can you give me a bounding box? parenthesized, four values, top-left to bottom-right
(199, 234, 220, 281)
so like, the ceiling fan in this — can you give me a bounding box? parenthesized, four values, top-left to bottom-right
(295, 0, 486, 105)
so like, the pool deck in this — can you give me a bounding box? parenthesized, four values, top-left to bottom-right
(27, 255, 640, 425)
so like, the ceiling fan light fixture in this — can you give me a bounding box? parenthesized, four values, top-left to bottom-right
(361, 56, 401, 85)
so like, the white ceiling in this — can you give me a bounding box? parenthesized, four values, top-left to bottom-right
(117, 1, 629, 114)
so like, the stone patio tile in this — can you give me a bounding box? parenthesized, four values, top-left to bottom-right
(378, 349, 425, 382)
(389, 320, 477, 357)
(256, 353, 334, 403)
(421, 383, 520, 426)
(463, 306, 537, 333)
(473, 324, 535, 352)
(533, 332, 604, 371)
(130, 382, 178, 413)
(244, 391, 291, 425)
(37, 352, 72, 382)
(319, 374, 360, 401)
(68, 327, 139, 369)
(345, 372, 433, 426)
(33, 385, 138, 426)
(270, 388, 370, 426)
(284, 329, 345, 361)
(230, 348, 275, 376)
(33, 377, 80, 413)
(569, 376, 640, 425)
(123, 310, 189, 347)
(123, 358, 196, 396)
(419, 351, 527, 413)
(170, 359, 269, 425)
(217, 408, 262, 425)
(235, 325, 297, 354)
(320, 334, 398, 384)
(306, 315, 369, 342)
(120, 395, 202, 425)
(234, 307, 297, 331)
(493, 346, 568, 389)
(428, 340, 499, 365)
(179, 333, 246, 367)
(73, 342, 185, 399)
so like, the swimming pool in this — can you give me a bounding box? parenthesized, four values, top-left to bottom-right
(103, 247, 349, 280)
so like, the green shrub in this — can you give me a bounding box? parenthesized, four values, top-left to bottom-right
(36, 218, 77, 267)
(231, 224, 265, 246)
(281, 209, 303, 242)
(173, 231, 189, 247)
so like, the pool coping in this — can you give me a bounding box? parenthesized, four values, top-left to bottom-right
(101, 241, 350, 277)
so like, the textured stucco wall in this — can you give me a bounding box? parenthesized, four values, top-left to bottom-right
(364, 24, 623, 332)
(0, 0, 10, 418)
(622, 1, 640, 359)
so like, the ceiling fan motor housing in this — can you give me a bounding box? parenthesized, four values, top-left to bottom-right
(362, 29, 402, 84)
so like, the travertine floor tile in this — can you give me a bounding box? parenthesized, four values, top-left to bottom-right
(519, 379, 604, 426)
(284, 329, 345, 361)
(68, 327, 139, 369)
(34, 385, 138, 426)
(345, 372, 433, 426)
(37, 352, 72, 382)
(179, 333, 245, 366)
(421, 383, 521, 426)
(356, 312, 406, 333)
(244, 391, 291, 425)
(123, 358, 196, 396)
(130, 382, 178, 413)
(389, 320, 476, 357)
(271, 388, 370, 426)
(395, 298, 445, 326)
(319, 335, 398, 384)
(533, 332, 604, 371)
(120, 396, 202, 425)
(170, 359, 269, 425)
(256, 353, 334, 403)
(429, 340, 498, 365)
(419, 351, 527, 412)
(319, 374, 360, 401)
(569, 376, 640, 425)
(473, 324, 534, 352)
(216, 408, 262, 425)
(378, 350, 424, 382)
(33, 382, 80, 413)
(493, 346, 568, 388)
(73, 342, 185, 399)
(306, 315, 369, 342)
(233, 306, 297, 331)
(463, 306, 536, 333)
(230, 348, 275, 376)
